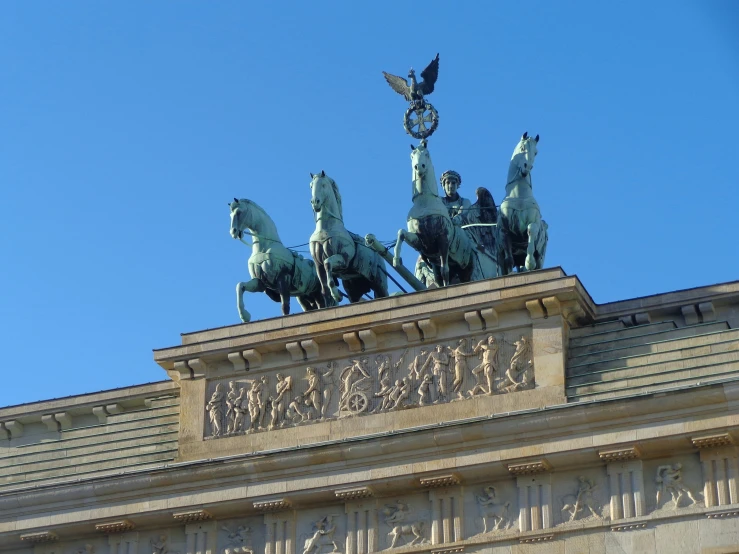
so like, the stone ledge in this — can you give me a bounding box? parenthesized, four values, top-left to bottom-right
(94, 520, 135, 533)
(172, 509, 212, 522)
(19, 531, 58, 543)
(419, 473, 461, 488)
(334, 486, 373, 500)
(507, 459, 552, 475)
(599, 446, 641, 461)
(253, 498, 291, 512)
(706, 509, 739, 519)
(611, 523, 647, 531)
(691, 433, 735, 449)
(519, 533, 554, 543)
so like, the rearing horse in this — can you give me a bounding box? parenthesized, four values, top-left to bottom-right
(394, 140, 476, 286)
(230, 198, 324, 322)
(499, 132, 548, 272)
(309, 171, 388, 305)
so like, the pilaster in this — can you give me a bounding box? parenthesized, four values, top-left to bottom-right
(428, 486, 464, 545)
(185, 520, 217, 554)
(108, 531, 139, 554)
(695, 443, 739, 507)
(264, 511, 296, 554)
(514, 473, 553, 532)
(344, 499, 379, 554)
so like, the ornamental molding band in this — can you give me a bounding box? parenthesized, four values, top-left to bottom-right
(691, 433, 736, 449)
(171, 509, 212, 522)
(598, 446, 642, 461)
(94, 520, 135, 533)
(507, 459, 552, 475)
(19, 531, 58, 543)
(611, 523, 648, 532)
(419, 474, 461, 488)
(253, 498, 292, 512)
(334, 486, 374, 500)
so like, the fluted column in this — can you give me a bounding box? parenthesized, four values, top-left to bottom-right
(185, 521, 217, 554)
(512, 466, 552, 532)
(428, 485, 464, 544)
(693, 435, 739, 508)
(264, 512, 295, 554)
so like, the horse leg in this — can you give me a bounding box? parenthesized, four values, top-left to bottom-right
(525, 221, 541, 271)
(296, 295, 317, 312)
(315, 258, 334, 307)
(388, 528, 399, 549)
(276, 274, 291, 316)
(393, 229, 407, 267)
(482, 515, 489, 534)
(236, 279, 265, 323)
(324, 254, 348, 303)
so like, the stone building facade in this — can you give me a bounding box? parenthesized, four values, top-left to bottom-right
(2, 268, 739, 554)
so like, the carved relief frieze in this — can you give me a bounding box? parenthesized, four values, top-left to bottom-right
(220, 524, 253, 554)
(655, 463, 702, 510)
(560, 476, 603, 522)
(301, 515, 342, 554)
(381, 500, 428, 549)
(474, 486, 512, 534)
(204, 330, 534, 438)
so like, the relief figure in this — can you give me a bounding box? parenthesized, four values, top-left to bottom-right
(476, 486, 510, 533)
(470, 335, 499, 396)
(206, 383, 225, 437)
(656, 463, 700, 509)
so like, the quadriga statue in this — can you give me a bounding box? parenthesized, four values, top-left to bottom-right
(309, 171, 389, 305)
(499, 132, 548, 272)
(393, 140, 504, 287)
(229, 198, 325, 323)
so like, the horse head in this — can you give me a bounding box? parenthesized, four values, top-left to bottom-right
(309, 170, 343, 221)
(229, 198, 249, 239)
(512, 131, 540, 179)
(410, 139, 438, 196)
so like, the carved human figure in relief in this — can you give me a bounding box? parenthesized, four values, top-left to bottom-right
(440, 170, 472, 223)
(382, 501, 426, 548)
(339, 357, 372, 411)
(270, 373, 293, 430)
(476, 486, 511, 533)
(470, 335, 499, 396)
(222, 524, 253, 554)
(656, 463, 700, 508)
(448, 338, 475, 398)
(375, 378, 397, 412)
(230, 387, 248, 434)
(390, 376, 412, 410)
(502, 336, 533, 391)
(247, 379, 268, 433)
(225, 381, 242, 434)
(562, 476, 601, 522)
(205, 383, 225, 437)
(150, 535, 169, 554)
(422, 344, 450, 402)
(417, 374, 435, 406)
(407, 348, 429, 381)
(303, 366, 323, 417)
(287, 395, 310, 423)
(302, 515, 340, 554)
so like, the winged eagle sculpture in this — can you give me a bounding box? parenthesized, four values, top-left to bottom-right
(383, 53, 440, 104)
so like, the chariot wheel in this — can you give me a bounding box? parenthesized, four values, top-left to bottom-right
(346, 390, 369, 415)
(404, 101, 439, 139)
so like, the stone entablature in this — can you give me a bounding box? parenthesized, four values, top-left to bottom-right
(0, 275, 738, 552)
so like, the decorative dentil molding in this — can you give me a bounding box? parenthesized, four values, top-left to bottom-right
(431, 547, 465, 554)
(691, 432, 735, 449)
(611, 523, 648, 531)
(253, 498, 292, 512)
(19, 531, 59, 543)
(172, 509, 212, 522)
(706, 509, 739, 519)
(599, 446, 641, 461)
(334, 486, 374, 500)
(94, 520, 135, 533)
(419, 473, 461, 488)
(507, 459, 552, 475)
(519, 533, 554, 543)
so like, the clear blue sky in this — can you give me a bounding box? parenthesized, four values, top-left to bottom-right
(1, 2, 737, 407)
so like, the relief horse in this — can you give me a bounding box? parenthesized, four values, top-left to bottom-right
(499, 132, 548, 272)
(309, 171, 388, 305)
(394, 140, 501, 286)
(230, 198, 324, 323)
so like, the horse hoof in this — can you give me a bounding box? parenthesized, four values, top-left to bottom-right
(392, 257, 402, 268)
(239, 312, 252, 323)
